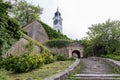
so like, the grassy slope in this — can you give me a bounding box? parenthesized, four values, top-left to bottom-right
(0, 61, 74, 80)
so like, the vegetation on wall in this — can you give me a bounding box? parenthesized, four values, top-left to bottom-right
(46, 39, 72, 48)
(0, 0, 22, 56)
(39, 20, 70, 40)
(25, 40, 35, 54)
(23, 33, 50, 54)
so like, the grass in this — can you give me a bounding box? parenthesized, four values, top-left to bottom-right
(0, 61, 74, 80)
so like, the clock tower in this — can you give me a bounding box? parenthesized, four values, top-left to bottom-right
(53, 8, 63, 33)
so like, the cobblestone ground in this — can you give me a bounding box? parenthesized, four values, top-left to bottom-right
(80, 58, 113, 74)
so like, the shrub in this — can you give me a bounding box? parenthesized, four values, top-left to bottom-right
(0, 53, 44, 73)
(101, 54, 120, 61)
(25, 40, 35, 53)
(43, 54, 55, 64)
(68, 57, 76, 61)
(56, 55, 67, 61)
(113, 56, 120, 61)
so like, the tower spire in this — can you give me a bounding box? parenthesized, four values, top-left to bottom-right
(57, 6, 59, 11)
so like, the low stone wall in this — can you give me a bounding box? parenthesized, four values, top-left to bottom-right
(44, 59, 80, 80)
(89, 57, 120, 72)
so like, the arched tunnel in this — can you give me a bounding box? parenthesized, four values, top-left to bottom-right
(72, 50, 81, 58)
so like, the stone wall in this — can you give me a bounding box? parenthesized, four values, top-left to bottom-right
(48, 43, 84, 58)
(3, 38, 41, 57)
(44, 59, 80, 80)
(48, 47, 66, 55)
(89, 57, 120, 72)
(23, 21, 49, 43)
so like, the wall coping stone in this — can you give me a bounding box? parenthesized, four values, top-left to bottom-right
(44, 59, 80, 80)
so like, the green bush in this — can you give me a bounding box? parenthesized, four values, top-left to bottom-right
(43, 53, 55, 64)
(101, 54, 120, 61)
(56, 55, 67, 61)
(68, 57, 76, 61)
(25, 40, 35, 53)
(113, 56, 120, 61)
(0, 53, 44, 73)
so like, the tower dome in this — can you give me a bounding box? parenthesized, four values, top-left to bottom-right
(55, 8, 61, 16)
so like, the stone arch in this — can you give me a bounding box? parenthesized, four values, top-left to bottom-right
(72, 50, 81, 58)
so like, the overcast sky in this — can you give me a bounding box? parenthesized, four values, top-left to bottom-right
(27, 0, 120, 40)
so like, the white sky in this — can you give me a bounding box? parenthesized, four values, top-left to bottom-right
(27, 0, 120, 40)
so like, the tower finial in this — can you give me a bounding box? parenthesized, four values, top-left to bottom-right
(57, 6, 59, 11)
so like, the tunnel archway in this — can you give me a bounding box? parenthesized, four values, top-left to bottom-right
(72, 50, 81, 58)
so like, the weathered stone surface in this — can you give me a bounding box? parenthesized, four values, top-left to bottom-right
(89, 57, 120, 73)
(74, 73, 120, 79)
(80, 58, 113, 74)
(66, 43, 84, 58)
(73, 57, 120, 80)
(48, 43, 84, 58)
(74, 74, 120, 77)
(4, 38, 41, 57)
(23, 21, 49, 43)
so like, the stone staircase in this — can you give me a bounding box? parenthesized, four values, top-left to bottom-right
(71, 58, 120, 80)
(73, 74, 120, 80)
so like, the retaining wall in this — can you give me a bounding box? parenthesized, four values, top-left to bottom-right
(44, 59, 80, 80)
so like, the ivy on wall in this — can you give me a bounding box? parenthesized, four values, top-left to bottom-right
(39, 20, 70, 40)
(46, 39, 72, 48)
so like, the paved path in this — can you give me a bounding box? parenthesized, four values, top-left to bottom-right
(80, 58, 113, 74)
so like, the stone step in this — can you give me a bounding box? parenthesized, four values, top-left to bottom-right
(74, 74, 120, 77)
(73, 74, 120, 80)
(73, 77, 120, 80)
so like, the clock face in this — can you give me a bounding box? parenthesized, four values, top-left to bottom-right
(54, 19, 58, 25)
(60, 21, 62, 25)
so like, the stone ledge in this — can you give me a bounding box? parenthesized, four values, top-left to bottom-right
(44, 59, 80, 80)
(89, 57, 120, 72)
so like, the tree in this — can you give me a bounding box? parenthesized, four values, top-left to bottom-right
(86, 19, 120, 56)
(11, 0, 43, 26)
(0, 0, 22, 56)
